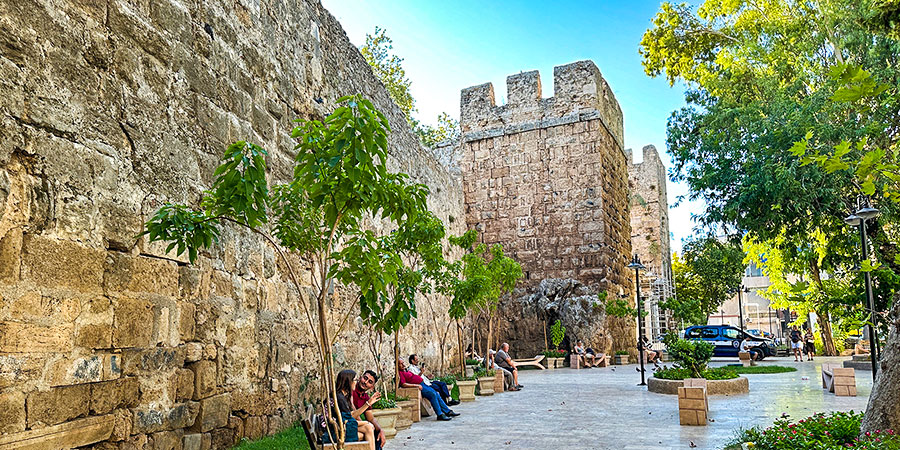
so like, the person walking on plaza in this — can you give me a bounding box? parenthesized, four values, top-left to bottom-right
(804, 328, 816, 361)
(790, 326, 804, 362)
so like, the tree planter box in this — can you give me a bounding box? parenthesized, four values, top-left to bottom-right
(546, 357, 563, 369)
(371, 407, 402, 439)
(614, 354, 630, 365)
(465, 364, 477, 377)
(647, 376, 749, 395)
(493, 371, 505, 392)
(457, 380, 477, 401)
(476, 376, 495, 396)
(394, 399, 417, 430)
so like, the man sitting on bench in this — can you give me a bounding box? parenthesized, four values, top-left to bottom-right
(495, 343, 523, 390)
(351, 370, 386, 449)
(398, 359, 459, 421)
(408, 354, 459, 406)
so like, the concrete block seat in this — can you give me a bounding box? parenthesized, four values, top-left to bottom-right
(822, 364, 857, 396)
(678, 378, 709, 426)
(397, 386, 435, 419)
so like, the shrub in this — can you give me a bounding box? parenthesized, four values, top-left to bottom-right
(465, 358, 481, 366)
(653, 366, 738, 380)
(473, 368, 495, 378)
(542, 349, 566, 358)
(550, 319, 566, 348)
(615, 350, 629, 356)
(662, 332, 714, 378)
(732, 411, 900, 450)
(434, 374, 457, 385)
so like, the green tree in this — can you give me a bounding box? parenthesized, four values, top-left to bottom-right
(360, 27, 415, 119)
(360, 27, 459, 148)
(143, 96, 438, 448)
(672, 236, 745, 322)
(444, 230, 522, 371)
(660, 253, 708, 326)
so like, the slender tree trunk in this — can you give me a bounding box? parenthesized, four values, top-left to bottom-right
(809, 258, 838, 356)
(393, 333, 400, 391)
(456, 319, 465, 376)
(543, 314, 548, 350)
(861, 293, 899, 433)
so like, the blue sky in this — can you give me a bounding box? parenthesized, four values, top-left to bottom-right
(321, 0, 703, 252)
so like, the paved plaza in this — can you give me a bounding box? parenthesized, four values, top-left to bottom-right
(392, 357, 871, 450)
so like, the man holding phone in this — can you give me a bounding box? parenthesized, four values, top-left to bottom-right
(408, 354, 458, 406)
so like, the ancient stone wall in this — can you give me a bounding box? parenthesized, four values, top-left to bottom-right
(627, 144, 674, 337)
(0, 0, 463, 448)
(458, 61, 633, 356)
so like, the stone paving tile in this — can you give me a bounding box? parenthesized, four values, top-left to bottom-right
(390, 357, 871, 450)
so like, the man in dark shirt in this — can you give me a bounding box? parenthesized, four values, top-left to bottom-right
(351, 369, 386, 448)
(790, 326, 804, 362)
(494, 343, 522, 390)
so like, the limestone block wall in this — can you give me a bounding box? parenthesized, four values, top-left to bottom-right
(0, 0, 463, 448)
(458, 61, 633, 354)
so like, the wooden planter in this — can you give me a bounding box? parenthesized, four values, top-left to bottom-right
(370, 407, 402, 439)
(493, 371, 504, 393)
(457, 380, 477, 402)
(476, 376, 495, 396)
(614, 354, 630, 365)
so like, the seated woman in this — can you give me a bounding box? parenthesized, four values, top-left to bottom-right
(574, 340, 595, 367)
(335, 369, 378, 450)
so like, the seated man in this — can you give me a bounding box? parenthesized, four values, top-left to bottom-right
(398, 359, 459, 421)
(494, 343, 522, 390)
(740, 336, 762, 361)
(408, 354, 459, 406)
(350, 370, 386, 450)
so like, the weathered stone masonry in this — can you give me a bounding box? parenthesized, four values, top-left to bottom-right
(458, 61, 634, 355)
(0, 0, 463, 449)
(628, 144, 673, 339)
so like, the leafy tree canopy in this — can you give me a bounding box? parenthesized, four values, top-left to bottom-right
(666, 236, 745, 322)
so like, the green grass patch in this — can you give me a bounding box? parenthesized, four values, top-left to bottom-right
(232, 423, 311, 450)
(730, 365, 797, 374)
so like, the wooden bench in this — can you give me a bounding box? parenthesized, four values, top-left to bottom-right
(397, 386, 434, 419)
(300, 406, 372, 450)
(513, 355, 547, 370)
(678, 378, 709, 426)
(738, 351, 755, 367)
(822, 364, 857, 396)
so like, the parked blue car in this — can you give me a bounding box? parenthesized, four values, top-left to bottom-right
(684, 325, 777, 359)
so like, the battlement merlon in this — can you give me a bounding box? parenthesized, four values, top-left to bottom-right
(458, 60, 624, 149)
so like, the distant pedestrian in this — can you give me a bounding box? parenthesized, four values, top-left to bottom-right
(790, 326, 804, 362)
(804, 329, 815, 361)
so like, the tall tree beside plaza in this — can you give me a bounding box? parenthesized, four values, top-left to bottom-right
(143, 96, 438, 448)
(360, 27, 460, 147)
(662, 237, 744, 326)
(640, 0, 900, 433)
(639, 0, 900, 355)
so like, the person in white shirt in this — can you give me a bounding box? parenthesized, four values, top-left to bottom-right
(740, 336, 760, 360)
(408, 354, 459, 406)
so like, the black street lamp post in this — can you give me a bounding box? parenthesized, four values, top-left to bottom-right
(845, 205, 881, 380)
(628, 254, 647, 386)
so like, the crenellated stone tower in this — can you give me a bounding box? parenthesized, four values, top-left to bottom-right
(458, 61, 633, 355)
(628, 144, 674, 339)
